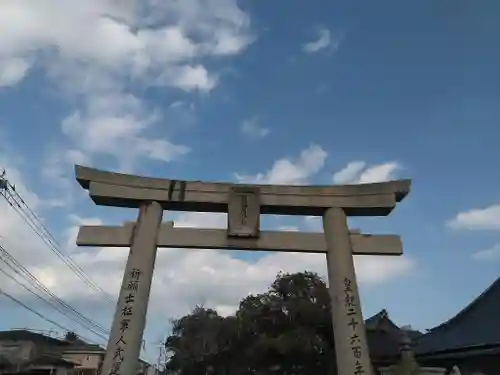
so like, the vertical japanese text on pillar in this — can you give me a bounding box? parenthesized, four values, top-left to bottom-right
(110, 268, 142, 375)
(344, 277, 365, 375)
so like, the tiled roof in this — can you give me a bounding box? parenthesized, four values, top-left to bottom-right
(62, 337, 105, 353)
(415, 276, 500, 355)
(367, 329, 402, 360)
(365, 309, 398, 331)
(364, 309, 421, 361)
(0, 330, 63, 345)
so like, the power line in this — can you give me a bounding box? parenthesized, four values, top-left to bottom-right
(0, 242, 110, 336)
(1, 286, 88, 340)
(0, 171, 114, 346)
(0, 171, 115, 305)
(0, 288, 106, 347)
(0, 254, 109, 341)
(1, 182, 111, 299)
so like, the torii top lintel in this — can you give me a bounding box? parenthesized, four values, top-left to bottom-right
(75, 165, 410, 216)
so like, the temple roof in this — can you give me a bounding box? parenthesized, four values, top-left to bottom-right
(364, 309, 423, 361)
(416, 276, 500, 355)
(365, 309, 399, 331)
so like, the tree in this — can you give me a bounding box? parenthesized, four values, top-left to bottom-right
(165, 272, 338, 375)
(165, 305, 240, 374)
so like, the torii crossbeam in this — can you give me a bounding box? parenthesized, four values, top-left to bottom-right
(78, 222, 403, 255)
(75, 165, 410, 375)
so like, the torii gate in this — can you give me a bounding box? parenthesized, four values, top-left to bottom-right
(74, 165, 410, 375)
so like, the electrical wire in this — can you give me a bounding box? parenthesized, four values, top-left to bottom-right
(0, 171, 114, 348)
(0, 174, 115, 305)
(0, 171, 154, 358)
(0, 286, 106, 347)
(0, 243, 110, 336)
(0, 286, 78, 334)
(0, 250, 109, 340)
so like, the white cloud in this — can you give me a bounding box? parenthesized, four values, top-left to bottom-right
(60, 92, 190, 172)
(447, 204, 500, 231)
(39, 148, 91, 208)
(303, 28, 331, 53)
(0, 0, 253, 91)
(209, 28, 254, 56)
(303, 27, 341, 54)
(333, 161, 400, 184)
(158, 65, 217, 92)
(240, 117, 270, 139)
(332, 161, 366, 184)
(472, 243, 500, 261)
(0, 58, 31, 86)
(358, 163, 400, 184)
(235, 144, 327, 185)
(0, 0, 253, 171)
(354, 255, 415, 284)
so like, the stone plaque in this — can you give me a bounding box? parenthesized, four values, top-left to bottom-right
(227, 186, 260, 238)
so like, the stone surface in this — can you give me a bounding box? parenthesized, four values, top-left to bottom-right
(323, 207, 373, 375)
(75, 165, 410, 216)
(99, 201, 163, 375)
(77, 223, 403, 255)
(227, 186, 260, 238)
(75, 164, 412, 375)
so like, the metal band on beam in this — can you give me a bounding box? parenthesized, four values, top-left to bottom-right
(76, 222, 403, 255)
(75, 165, 411, 216)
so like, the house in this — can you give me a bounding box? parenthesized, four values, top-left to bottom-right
(0, 330, 75, 375)
(60, 334, 150, 375)
(415, 276, 500, 375)
(0, 330, 151, 375)
(59, 334, 104, 375)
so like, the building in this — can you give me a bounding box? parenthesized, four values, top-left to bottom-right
(364, 309, 424, 370)
(60, 334, 104, 375)
(61, 336, 150, 375)
(363, 277, 500, 375)
(415, 276, 500, 375)
(0, 330, 151, 375)
(0, 330, 75, 375)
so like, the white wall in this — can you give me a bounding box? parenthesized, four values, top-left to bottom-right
(62, 352, 103, 369)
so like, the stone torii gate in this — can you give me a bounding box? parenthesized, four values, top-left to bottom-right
(74, 165, 410, 375)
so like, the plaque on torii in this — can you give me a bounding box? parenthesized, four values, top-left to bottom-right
(74, 165, 410, 375)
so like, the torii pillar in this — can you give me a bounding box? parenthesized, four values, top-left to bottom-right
(74, 165, 410, 375)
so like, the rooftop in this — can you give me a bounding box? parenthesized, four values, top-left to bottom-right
(0, 330, 64, 346)
(415, 275, 500, 355)
(61, 336, 105, 353)
(364, 309, 423, 361)
(0, 329, 150, 366)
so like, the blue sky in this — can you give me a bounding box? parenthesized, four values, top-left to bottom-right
(0, 0, 499, 364)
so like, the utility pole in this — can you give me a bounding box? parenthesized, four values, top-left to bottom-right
(153, 338, 165, 375)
